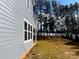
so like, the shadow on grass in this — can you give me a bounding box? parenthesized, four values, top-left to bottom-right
(65, 41, 79, 55)
(37, 36, 54, 40)
(65, 41, 79, 46)
(75, 51, 79, 56)
(37, 36, 63, 40)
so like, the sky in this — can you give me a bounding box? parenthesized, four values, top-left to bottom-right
(50, 0, 79, 5)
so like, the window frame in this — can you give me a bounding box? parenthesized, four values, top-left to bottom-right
(33, 27, 35, 42)
(24, 18, 33, 43)
(24, 21, 28, 41)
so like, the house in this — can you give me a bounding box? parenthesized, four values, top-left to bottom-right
(0, 0, 37, 59)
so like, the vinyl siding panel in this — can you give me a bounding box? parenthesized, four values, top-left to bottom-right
(0, 0, 35, 59)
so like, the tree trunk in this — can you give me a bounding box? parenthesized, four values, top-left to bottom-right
(74, 34, 79, 42)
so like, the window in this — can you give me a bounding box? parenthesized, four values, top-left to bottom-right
(24, 21, 27, 30)
(31, 33, 32, 39)
(25, 32, 27, 40)
(28, 24, 32, 40)
(28, 32, 30, 39)
(33, 27, 35, 42)
(24, 19, 33, 41)
(28, 24, 30, 31)
(24, 21, 27, 41)
(31, 26, 32, 32)
(28, 24, 30, 40)
(31, 26, 32, 39)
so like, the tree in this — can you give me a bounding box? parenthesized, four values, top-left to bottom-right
(74, 2, 79, 14)
(43, 16, 48, 32)
(74, 2, 79, 30)
(44, 1, 51, 13)
(49, 17, 55, 32)
(74, 2, 79, 41)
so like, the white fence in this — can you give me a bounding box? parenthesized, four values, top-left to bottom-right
(38, 33, 66, 37)
(38, 33, 79, 41)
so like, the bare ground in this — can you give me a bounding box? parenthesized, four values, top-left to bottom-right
(29, 36, 79, 59)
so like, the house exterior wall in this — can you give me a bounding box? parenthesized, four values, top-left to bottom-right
(0, 0, 36, 59)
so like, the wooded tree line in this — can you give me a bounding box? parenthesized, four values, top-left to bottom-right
(33, 0, 79, 35)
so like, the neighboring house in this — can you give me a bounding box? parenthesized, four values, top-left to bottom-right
(0, 0, 37, 59)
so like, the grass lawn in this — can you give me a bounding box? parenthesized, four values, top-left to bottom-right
(30, 36, 79, 59)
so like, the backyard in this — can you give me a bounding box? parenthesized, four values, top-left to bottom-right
(30, 36, 79, 59)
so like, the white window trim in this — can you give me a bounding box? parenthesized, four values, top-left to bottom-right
(24, 18, 34, 43)
(24, 20, 28, 42)
(24, 18, 35, 28)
